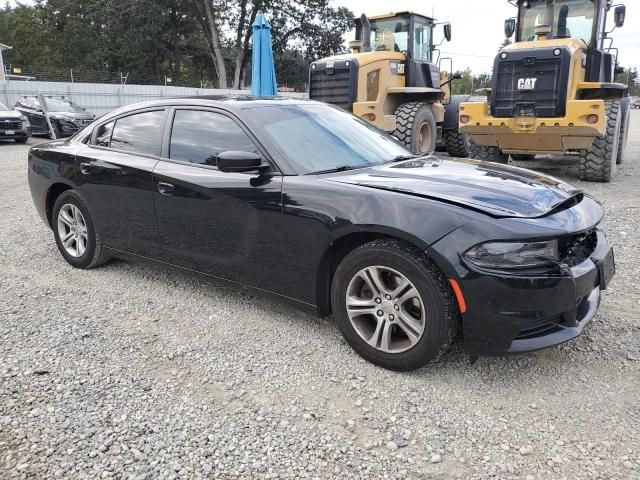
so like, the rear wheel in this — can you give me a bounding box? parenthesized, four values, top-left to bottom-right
(52, 191, 110, 269)
(331, 239, 458, 371)
(468, 141, 509, 164)
(617, 97, 630, 165)
(511, 154, 536, 161)
(578, 100, 621, 182)
(393, 102, 437, 155)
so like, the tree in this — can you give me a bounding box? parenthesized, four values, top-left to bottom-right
(194, 0, 352, 89)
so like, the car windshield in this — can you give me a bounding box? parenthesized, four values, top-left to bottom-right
(43, 98, 84, 112)
(245, 103, 411, 174)
(519, 0, 596, 43)
(0, 102, 9, 111)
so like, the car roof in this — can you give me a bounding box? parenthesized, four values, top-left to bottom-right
(101, 95, 321, 119)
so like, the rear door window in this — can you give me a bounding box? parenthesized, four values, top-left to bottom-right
(109, 110, 165, 156)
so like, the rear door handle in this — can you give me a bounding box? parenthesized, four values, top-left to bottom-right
(157, 182, 175, 195)
(80, 162, 93, 174)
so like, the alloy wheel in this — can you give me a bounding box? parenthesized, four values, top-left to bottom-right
(57, 204, 89, 257)
(345, 266, 425, 353)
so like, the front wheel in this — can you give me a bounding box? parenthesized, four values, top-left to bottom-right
(444, 128, 471, 158)
(331, 240, 458, 371)
(392, 102, 437, 155)
(52, 191, 111, 269)
(578, 100, 621, 182)
(468, 141, 509, 164)
(15, 137, 29, 144)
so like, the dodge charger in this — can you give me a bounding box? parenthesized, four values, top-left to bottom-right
(27, 97, 615, 371)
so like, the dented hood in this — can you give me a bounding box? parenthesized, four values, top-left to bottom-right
(323, 158, 584, 218)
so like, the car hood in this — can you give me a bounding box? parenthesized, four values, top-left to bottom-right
(323, 158, 585, 219)
(0, 110, 24, 120)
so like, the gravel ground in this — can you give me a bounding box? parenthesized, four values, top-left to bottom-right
(1, 113, 639, 480)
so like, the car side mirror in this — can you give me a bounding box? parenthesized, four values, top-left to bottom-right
(614, 5, 626, 28)
(217, 151, 265, 173)
(504, 18, 516, 38)
(443, 24, 452, 42)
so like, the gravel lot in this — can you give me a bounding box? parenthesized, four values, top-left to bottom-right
(1, 113, 639, 480)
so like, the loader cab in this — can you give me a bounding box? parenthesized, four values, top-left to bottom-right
(511, 0, 626, 82)
(354, 12, 446, 89)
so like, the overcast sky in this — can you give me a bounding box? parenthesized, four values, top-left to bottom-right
(335, 0, 640, 74)
(4, 0, 639, 74)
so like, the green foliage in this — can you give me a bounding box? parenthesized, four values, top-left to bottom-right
(451, 68, 492, 96)
(0, 0, 353, 90)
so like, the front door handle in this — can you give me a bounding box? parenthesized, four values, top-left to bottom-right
(80, 162, 93, 174)
(157, 182, 175, 196)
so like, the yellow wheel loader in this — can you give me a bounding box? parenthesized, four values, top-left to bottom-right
(309, 12, 470, 157)
(459, 0, 629, 182)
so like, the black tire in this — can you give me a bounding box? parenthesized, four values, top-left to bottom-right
(331, 239, 458, 371)
(578, 100, 621, 182)
(392, 102, 437, 155)
(468, 141, 509, 164)
(617, 97, 630, 165)
(511, 154, 536, 161)
(52, 191, 110, 269)
(15, 137, 29, 144)
(444, 128, 470, 158)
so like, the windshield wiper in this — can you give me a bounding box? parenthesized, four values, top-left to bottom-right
(307, 165, 356, 175)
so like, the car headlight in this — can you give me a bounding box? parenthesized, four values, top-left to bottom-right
(464, 240, 559, 269)
(19, 115, 30, 126)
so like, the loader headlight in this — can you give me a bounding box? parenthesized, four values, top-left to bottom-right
(464, 240, 559, 269)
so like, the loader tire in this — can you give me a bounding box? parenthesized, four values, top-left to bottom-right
(617, 96, 630, 165)
(511, 154, 536, 161)
(444, 128, 470, 158)
(468, 142, 509, 164)
(393, 102, 437, 155)
(578, 100, 621, 182)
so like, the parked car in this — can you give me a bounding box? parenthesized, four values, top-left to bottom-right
(27, 98, 615, 371)
(0, 101, 31, 143)
(15, 96, 96, 138)
(631, 98, 640, 109)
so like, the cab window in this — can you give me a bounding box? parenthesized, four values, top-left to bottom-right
(413, 22, 432, 62)
(369, 18, 409, 53)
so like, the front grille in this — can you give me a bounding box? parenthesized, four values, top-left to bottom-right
(0, 120, 22, 130)
(561, 229, 598, 267)
(309, 59, 358, 110)
(490, 47, 570, 118)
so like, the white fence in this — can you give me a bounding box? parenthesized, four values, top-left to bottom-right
(0, 81, 307, 116)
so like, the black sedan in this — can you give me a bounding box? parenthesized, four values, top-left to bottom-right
(27, 97, 615, 371)
(15, 96, 96, 138)
(0, 101, 31, 143)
